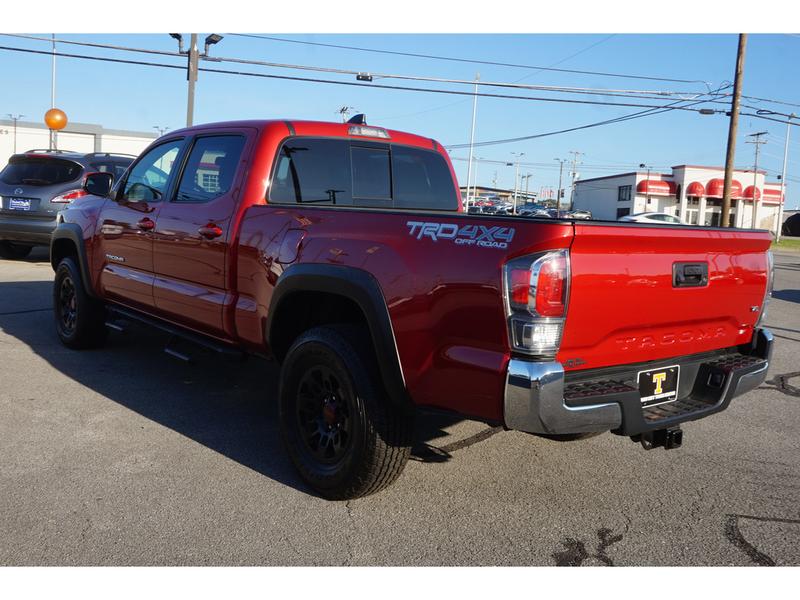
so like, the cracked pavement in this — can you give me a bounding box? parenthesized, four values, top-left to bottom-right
(0, 249, 798, 565)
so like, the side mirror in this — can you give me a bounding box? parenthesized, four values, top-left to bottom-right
(84, 172, 114, 197)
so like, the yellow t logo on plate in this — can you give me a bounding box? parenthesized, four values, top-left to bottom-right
(653, 372, 666, 395)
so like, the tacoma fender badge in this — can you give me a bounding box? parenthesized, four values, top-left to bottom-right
(105, 254, 125, 263)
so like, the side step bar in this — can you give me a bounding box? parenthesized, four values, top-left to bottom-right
(106, 305, 247, 361)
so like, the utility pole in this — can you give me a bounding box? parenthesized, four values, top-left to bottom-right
(492, 171, 498, 189)
(554, 158, 567, 214)
(465, 73, 480, 210)
(776, 114, 795, 242)
(523, 173, 532, 204)
(568, 151, 584, 210)
(153, 125, 169, 137)
(746, 131, 768, 229)
(471, 157, 483, 201)
(7, 114, 24, 154)
(722, 34, 747, 228)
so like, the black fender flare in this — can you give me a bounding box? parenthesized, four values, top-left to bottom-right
(50, 222, 97, 298)
(266, 263, 411, 412)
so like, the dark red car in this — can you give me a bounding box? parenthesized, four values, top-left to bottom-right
(50, 119, 774, 499)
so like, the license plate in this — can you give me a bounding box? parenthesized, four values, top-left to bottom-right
(637, 365, 680, 407)
(8, 197, 31, 211)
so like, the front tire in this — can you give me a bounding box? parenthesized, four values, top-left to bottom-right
(0, 241, 33, 260)
(53, 257, 107, 349)
(278, 325, 414, 500)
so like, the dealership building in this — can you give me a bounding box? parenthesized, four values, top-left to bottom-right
(0, 118, 156, 166)
(572, 165, 786, 229)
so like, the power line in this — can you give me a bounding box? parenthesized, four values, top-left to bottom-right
(0, 45, 731, 114)
(229, 33, 712, 85)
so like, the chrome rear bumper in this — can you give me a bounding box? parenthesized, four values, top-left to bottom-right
(504, 328, 773, 436)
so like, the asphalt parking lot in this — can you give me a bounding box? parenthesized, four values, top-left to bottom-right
(0, 247, 798, 566)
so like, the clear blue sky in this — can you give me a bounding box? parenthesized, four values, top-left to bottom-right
(2, 33, 798, 207)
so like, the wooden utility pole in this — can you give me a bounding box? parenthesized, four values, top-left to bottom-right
(722, 34, 747, 227)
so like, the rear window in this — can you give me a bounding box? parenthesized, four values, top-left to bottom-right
(0, 157, 82, 186)
(90, 160, 131, 181)
(269, 138, 456, 210)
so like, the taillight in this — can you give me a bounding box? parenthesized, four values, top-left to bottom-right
(51, 189, 88, 204)
(503, 249, 570, 357)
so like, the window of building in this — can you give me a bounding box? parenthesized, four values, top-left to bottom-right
(617, 207, 630, 219)
(618, 185, 631, 203)
(175, 135, 246, 203)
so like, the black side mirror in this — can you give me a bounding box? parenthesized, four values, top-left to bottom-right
(84, 172, 114, 197)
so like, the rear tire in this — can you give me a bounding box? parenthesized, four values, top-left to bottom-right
(278, 325, 414, 500)
(53, 257, 107, 349)
(0, 241, 33, 260)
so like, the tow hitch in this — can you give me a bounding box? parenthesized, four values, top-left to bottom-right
(633, 426, 683, 450)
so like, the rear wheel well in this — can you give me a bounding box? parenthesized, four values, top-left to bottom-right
(50, 238, 78, 270)
(269, 291, 370, 362)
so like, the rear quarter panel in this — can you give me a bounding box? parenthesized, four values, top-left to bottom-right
(236, 208, 572, 421)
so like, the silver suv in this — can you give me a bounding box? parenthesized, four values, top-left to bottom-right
(0, 149, 134, 259)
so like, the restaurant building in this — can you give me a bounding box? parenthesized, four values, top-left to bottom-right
(572, 165, 785, 229)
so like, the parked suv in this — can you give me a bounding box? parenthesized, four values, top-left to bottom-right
(0, 149, 134, 259)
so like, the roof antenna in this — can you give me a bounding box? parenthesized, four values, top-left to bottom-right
(347, 114, 367, 125)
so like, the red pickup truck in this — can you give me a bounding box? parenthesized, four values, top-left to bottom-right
(50, 118, 774, 499)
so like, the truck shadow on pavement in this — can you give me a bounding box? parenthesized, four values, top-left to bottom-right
(0, 280, 477, 498)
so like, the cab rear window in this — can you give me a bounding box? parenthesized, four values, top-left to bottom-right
(270, 138, 457, 210)
(0, 157, 82, 186)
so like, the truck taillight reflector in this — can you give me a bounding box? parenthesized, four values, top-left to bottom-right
(503, 249, 570, 358)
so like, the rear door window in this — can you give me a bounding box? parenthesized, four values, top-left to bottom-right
(391, 146, 457, 210)
(174, 135, 246, 203)
(0, 157, 82, 186)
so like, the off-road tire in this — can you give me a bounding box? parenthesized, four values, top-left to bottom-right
(53, 257, 107, 349)
(279, 325, 414, 500)
(0, 241, 33, 260)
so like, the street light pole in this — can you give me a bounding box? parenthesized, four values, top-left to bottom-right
(746, 131, 768, 229)
(776, 114, 795, 242)
(7, 114, 24, 154)
(465, 73, 480, 210)
(171, 33, 223, 128)
(511, 152, 524, 214)
(554, 158, 566, 214)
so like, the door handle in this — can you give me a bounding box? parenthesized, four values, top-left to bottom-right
(198, 223, 223, 239)
(136, 218, 155, 231)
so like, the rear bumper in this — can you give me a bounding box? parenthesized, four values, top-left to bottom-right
(0, 213, 58, 245)
(504, 328, 773, 436)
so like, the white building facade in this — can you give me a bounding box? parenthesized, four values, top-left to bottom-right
(0, 118, 156, 165)
(573, 165, 785, 229)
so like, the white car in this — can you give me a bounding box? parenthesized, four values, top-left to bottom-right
(618, 212, 685, 225)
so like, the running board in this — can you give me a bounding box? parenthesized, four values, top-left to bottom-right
(106, 305, 247, 361)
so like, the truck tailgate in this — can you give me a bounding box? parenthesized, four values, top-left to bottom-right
(558, 224, 772, 372)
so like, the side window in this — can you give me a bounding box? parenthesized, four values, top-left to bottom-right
(351, 146, 391, 204)
(392, 146, 457, 210)
(121, 140, 183, 202)
(175, 135, 246, 203)
(270, 139, 352, 205)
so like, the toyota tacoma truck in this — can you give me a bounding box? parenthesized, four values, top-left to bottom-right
(50, 118, 774, 499)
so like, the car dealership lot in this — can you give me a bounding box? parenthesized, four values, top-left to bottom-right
(0, 248, 798, 566)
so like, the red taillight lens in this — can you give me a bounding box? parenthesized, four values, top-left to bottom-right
(534, 254, 567, 317)
(509, 268, 531, 307)
(51, 189, 88, 204)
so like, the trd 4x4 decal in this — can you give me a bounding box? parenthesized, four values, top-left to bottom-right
(406, 221, 515, 249)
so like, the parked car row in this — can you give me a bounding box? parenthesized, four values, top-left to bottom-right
(465, 202, 593, 220)
(0, 149, 135, 259)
